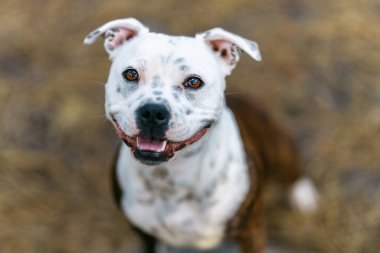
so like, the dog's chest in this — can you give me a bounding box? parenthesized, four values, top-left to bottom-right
(117, 110, 250, 249)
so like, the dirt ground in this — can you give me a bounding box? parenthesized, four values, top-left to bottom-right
(1, 0, 379, 253)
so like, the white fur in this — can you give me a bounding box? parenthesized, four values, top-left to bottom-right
(117, 108, 250, 249)
(290, 177, 319, 213)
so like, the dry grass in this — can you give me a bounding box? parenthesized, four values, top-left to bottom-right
(1, 0, 379, 252)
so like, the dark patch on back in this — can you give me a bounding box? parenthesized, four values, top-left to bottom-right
(153, 90, 162, 95)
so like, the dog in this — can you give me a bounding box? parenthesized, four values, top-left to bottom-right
(84, 18, 318, 253)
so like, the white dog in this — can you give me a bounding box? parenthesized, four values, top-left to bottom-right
(84, 18, 318, 253)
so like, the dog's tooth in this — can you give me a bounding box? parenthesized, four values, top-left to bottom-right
(158, 140, 167, 152)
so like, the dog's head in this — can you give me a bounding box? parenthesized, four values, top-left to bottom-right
(84, 18, 261, 165)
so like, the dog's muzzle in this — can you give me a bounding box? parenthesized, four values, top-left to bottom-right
(111, 104, 211, 166)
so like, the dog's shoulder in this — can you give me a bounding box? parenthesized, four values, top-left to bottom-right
(226, 94, 303, 184)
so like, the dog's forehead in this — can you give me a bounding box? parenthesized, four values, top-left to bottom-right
(117, 33, 216, 66)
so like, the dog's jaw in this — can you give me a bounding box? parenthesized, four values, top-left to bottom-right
(112, 118, 212, 165)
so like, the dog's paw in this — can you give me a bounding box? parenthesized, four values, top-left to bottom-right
(289, 177, 319, 214)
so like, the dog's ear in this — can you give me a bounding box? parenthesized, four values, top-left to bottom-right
(84, 18, 149, 59)
(197, 28, 261, 75)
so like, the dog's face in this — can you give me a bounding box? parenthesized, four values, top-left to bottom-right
(84, 18, 261, 165)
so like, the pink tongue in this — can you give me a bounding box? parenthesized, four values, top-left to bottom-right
(137, 137, 167, 152)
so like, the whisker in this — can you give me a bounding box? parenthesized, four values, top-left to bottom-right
(224, 91, 243, 96)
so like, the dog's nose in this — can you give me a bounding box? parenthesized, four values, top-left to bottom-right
(136, 103, 170, 138)
(137, 103, 170, 126)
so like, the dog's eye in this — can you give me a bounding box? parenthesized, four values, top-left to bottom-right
(183, 76, 204, 89)
(123, 69, 139, 81)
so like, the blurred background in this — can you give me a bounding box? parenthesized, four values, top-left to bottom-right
(1, 0, 379, 252)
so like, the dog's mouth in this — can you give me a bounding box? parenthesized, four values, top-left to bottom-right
(112, 121, 211, 165)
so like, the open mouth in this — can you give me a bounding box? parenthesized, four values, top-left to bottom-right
(112, 121, 211, 165)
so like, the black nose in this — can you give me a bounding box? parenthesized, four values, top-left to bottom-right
(136, 103, 170, 138)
